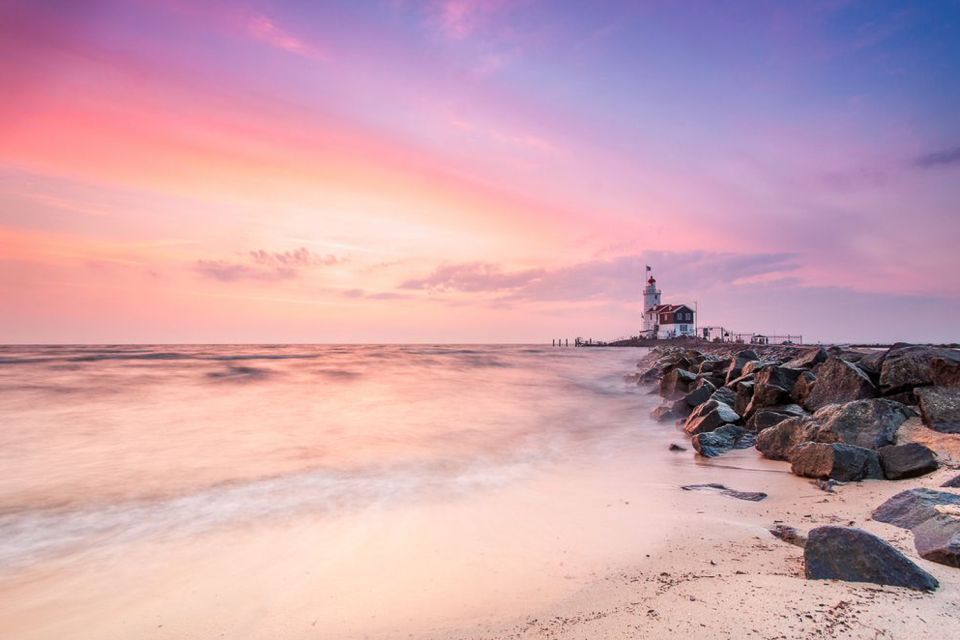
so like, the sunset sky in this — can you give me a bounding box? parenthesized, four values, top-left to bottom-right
(2, 0, 959, 343)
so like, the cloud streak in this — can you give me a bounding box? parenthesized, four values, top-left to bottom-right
(914, 146, 960, 168)
(195, 247, 343, 282)
(400, 252, 800, 302)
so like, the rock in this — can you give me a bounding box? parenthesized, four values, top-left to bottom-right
(932, 355, 960, 387)
(650, 404, 680, 422)
(709, 386, 737, 407)
(746, 404, 806, 431)
(683, 400, 740, 435)
(872, 488, 960, 530)
(880, 345, 960, 394)
(811, 398, 913, 450)
(815, 478, 844, 493)
(803, 357, 877, 411)
(724, 354, 755, 386)
(733, 380, 755, 416)
(681, 379, 716, 409)
(681, 483, 767, 502)
(790, 442, 883, 482)
(878, 443, 938, 480)
(804, 526, 938, 591)
(913, 515, 960, 568)
(668, 443, 687, 452)
(660, 368, 697, 399)
(692, 425, 756, 457)
(737, 349, 760, 361)
(784, 348, 828, 370)
(755, 416, 816, 461)
(790, 370, 817, 406)
(857, 349, 887, 378)
(916, 386, 960, 433)
(769, 524, 807, 547)
(941, 474, 960, 488)
(746, 366, 804, 416)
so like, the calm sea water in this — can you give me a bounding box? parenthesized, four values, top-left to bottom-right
(0, 344, 651, 571)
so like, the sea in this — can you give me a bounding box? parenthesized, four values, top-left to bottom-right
(0, 344, 786, 639)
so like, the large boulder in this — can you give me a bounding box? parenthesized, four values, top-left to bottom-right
(784, 347, 828, 370)
(755, 398, 912, 461)
(811, 398, 913, 450)
(724, 354, 757, 385)
(803, 357, 877, 411)
(790, 370, 817, 406)
(916, 386, 960, 433)
(683, 400, 740, 435)
(692, 425, 756, 457)
(745, 366, 803, 416)
(804, 526, 938, 591)
(790, 442, 883, 482)
(680, 379, 716, 410)
(857, 349, 887, 379)
(733, 380, 755, 416)
(931, 354, 960, 387)
(755, 416, 816, 461)
(659, 368, 697, 399)
(710, 386, 737, 407)
(880, 345, 960, 394)
(878, 443, 938, 480)
(872, 488, 960, 530)
(913, 515, 960, 568)
(746, 404, 807, 431)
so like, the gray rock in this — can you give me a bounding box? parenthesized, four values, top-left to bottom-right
(811, 398, 913, 450)
(681, 379, 716, 409)
(857, 349, 887, 378)
(681, 483, 766, 502)
(746, 404, 806, 432)
(880, 345, 960, 394)
(668, 443, 687, 452)
(878, 443, 938, 480)
(683, 400, 740, 435)
(916, 386, 960, 433)
(659, 368, 697, 399)
(692, 424, 756, 457)
(755, 416, 816, 461)
(790, 442, 883, 482)
(724, 355, 755, 386)
(790, 370, 817, 406)
(709, 386, 737, 407)
(804, 526, 938, 591)
(872, 488, 960, 530)
(650, 404, 680, 422)
(733, 379, 755, 416)
(769, 524, 807, 547)
(784, 348, 828, 370)
(931, 354, 960, 387)
(803, 357, 877, 411)
(913, 515, 960, 568)
(941, 474, 960, 488)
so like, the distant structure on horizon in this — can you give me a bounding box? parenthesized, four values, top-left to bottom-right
(640, 267, 696, 339)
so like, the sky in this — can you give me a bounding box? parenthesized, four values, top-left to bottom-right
(1, 0, 959, 344)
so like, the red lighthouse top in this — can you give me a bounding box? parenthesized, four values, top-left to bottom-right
(647, 276, 656, 285)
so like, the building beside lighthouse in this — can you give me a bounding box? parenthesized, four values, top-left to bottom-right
(641, 268, 696, 339)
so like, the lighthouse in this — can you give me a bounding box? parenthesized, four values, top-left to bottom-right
(640, 267, 696, 339)
(641, 269, 661, 334)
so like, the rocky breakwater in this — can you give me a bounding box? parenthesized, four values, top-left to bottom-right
(638, 341, 960, 585)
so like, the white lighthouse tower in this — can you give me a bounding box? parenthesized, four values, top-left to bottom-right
(641, 267, 661, 335)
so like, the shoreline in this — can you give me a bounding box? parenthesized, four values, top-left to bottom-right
(425, 342, 960, 639)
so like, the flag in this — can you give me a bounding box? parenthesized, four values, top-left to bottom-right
(645, 265, 651, 272)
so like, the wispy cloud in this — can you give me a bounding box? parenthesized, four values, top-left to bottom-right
(914, 146, 960, 168)
(401, 262, 545, 292)
(195, 247, 343, 282)
(400, 252, 800, 302)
